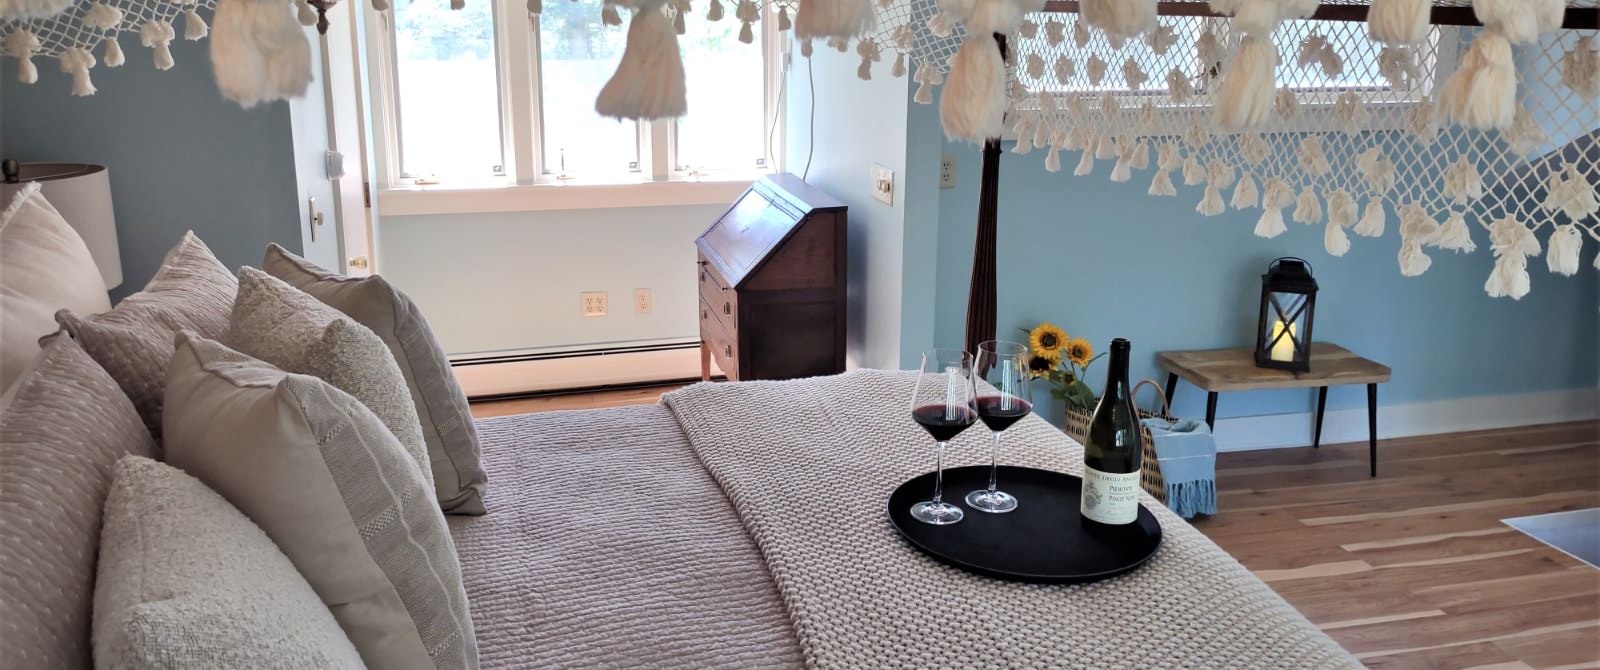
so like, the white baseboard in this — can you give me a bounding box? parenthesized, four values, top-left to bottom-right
(1212, 387, 1600, 452)
(453, 347, 720, 398)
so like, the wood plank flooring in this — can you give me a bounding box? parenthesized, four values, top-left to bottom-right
(472, 389, 1599, 669)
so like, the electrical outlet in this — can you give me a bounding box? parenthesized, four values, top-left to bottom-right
(871, 164, 894, 205)
(940, 155, 956, 189)
(634, 288, 651, 314)
(581, 291, 608, 317)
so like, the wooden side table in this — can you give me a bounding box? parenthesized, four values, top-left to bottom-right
(1156, 343, 1392, 477)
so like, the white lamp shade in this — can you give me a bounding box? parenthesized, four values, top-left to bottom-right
(1, 163, 123, 290)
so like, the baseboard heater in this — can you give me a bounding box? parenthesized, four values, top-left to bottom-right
(449, 341, 723, 399)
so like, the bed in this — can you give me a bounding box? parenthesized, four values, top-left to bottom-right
(450, 369, 1360, 668)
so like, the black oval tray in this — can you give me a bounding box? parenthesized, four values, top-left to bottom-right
(887, 465, 1162, 584)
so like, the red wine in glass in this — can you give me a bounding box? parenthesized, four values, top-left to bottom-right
(967, 340, 1032, 514)
(908, 349, 977, 526)
(912, 404, 979, 442)
(975, 396, 1032, 432)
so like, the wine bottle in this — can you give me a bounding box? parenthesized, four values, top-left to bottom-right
(1080, 338, 1142, 526)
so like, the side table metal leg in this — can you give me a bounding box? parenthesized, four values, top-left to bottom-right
(1313, 386, 1328, 449)
(1367, 383, 1378, 477)
(1205, 392, 1218, 431)
(1164, 373, 1178, 407)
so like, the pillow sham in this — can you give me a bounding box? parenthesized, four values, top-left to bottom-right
(56, 231, 237, 440)
(161, 333, 477, 670)
(0, 182, 110, 399)
(263, 243, 487, 514)
(0, 332, 157, 668)
(93, 456, 366, 669)
(227, 266, 431, 483)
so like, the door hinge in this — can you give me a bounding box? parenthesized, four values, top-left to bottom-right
(362, 181, 371, 209)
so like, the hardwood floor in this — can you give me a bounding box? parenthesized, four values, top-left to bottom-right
(473, 389, 1598, 668)
(1193, 420, 1600, 669)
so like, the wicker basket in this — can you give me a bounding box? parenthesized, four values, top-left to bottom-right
(1062, 380, 1172, 505)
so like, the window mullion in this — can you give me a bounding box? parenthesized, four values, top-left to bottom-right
(498, 0, 538, 184)
(650, 119, 672, 181)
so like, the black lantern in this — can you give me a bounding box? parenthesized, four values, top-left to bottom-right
(1254, 258, 1317, 373)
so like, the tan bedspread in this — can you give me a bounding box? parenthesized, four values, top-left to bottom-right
(662, 370, 1360, 669)
(449, 405, 803, 669)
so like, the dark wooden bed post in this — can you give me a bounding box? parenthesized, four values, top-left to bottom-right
(963, 34, 1007, 357)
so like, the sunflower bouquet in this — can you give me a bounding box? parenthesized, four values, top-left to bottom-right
(1023, 322, 1105, 412)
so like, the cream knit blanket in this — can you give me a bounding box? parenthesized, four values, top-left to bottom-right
(662, 370, 1358, 669)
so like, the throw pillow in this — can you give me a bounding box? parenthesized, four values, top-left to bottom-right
(0, 333, 156, 667)
(263, 243, 487, 514)
(56, 231, 237, 441)
(227, 266, 431, 483)
(0, 183, 110, 400)
(93, 456, 366, 669)
(161, 333, 477, 670)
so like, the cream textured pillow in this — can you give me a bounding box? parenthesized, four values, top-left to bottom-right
(56, 231, 237, 440)
(93, 456, 366, 669)
(227, 266, 431, 483)
(0, 333, 156, 668)
(263, 244, 487, 515)
(162, 333, 477, 670)
(0, 183, 111, 400)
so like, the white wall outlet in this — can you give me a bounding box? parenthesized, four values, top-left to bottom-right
(633, 288, 652, 314)
(581, 291, 608, 317)
(871, 164, 894, 205)
(939, 155, 956, 189)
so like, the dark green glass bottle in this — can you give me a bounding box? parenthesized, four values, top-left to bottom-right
(1080, 338, 1142, 526)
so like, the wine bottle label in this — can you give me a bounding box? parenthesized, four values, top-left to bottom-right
(1081, 466, 1141, 525)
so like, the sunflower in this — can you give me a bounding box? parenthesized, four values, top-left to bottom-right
(1026, 352, 1059, 379)
(1065, 337, 1094, 367)
(1028, 323, 1068, 357)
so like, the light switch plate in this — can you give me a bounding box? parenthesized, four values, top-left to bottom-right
(871, 164, 894, 205)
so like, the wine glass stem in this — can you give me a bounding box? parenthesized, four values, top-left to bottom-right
(988, 431, 1001, 494)
(932, 441, 947, 505)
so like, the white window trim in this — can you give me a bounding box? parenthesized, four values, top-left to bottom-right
(363, 0, 788, 214)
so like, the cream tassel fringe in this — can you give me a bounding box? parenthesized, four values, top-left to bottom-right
(1354, 198, 1386, 238)
(1255, 178, 1292, 239)
(1216, 35, 1275, 130)
(1324, 219, 1351, 257)
(1471, 0, 1564, 46)
(940, 33, 1007, 142)
(596, 0, 686, 119)
(1045, 131, 1064, 173)
(210, 0, 311, 107)
(1485, 216, 1540, 299)
(103, 36, 124, 67)
(1196, 184, 1224, 217)
(83, 0, 121, 29)
(1074, 140, 1095, 176)
(1443, 156, 1485, 205)
(185, 7, 210, 40)
(4, 29, 39, 84)
(1080, 0, 1156, 41)
(1546, 224, 1583, 276)
(60, 47, 96, 96)
(1293, 187, 1321, 225)
(1544, 163, 1600, 221)
(141, 19, 175, 70)
(1231, 172, 1258, 209)
(295, 0, 315, 26)
(1324, 190, 1355, 257)
(1397, 240, 1432, 277)
(1149, 169, 1176, 196)
(794, 0, 873, 42)
(1181, 155, 1205, 186)
(1562, 37, 1600, 98)
(1433, 211, 1477, 253)
(1367, 0, 1430, 47)
(1439, 30, 1515, 130)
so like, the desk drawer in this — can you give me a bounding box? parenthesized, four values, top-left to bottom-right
(697, 256, 738, 330)
(699, 297, 739, 379)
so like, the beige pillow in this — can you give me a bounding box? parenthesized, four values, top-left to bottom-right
(0, 183, 111, 400)
(56, 231, 237, 441)
(227, 266, 431, 483)
(0, 332, 157, 667)
(94, 456, 366, 669)
(162, 333, 477, 670)
(263, 244, 487, 515)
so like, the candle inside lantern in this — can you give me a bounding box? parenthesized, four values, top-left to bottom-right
(1269, 320, 1297, 362)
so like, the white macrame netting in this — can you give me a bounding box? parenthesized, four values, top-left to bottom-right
(3, 0, 216, 89)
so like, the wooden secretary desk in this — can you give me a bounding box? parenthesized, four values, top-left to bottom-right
(696, 174, 847, 381)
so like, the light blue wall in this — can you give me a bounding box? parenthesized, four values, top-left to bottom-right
(1, 38, 305, 301)
(931, 130, 1598, 421)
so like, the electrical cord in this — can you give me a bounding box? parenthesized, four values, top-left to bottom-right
(803, 55, 815, 181)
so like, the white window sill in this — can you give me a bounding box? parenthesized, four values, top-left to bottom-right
(378, 177, 757, 217)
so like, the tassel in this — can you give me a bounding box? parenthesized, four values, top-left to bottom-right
(912, 61, 937, 104)
(1095, 133, 1116, 160)
(706, 0, 722, 21)
(596, 0, 687, 119)
(1356, 148, 1396, 194)
(1472, 0, 1564, 46)
(1122, 57, 1148, 90)
(1354, 198, 1386, 237)
(84, 1, 123, 29)
(1149, 170, 1176, 196)
(103, 36, 124, 67)
(1433, 211, 1477, 252)
(1443, 157, 1484, 205)
(1293, 187, 1322, 225)
(1562, 36, 1600, 98)
(1379, 46, 1420, 90)
(738, 20, 753, 43)
(1368, 0, 1430, 47)
(1439, 31, 1516, 130)
(1334, 90, 1366, 134)
(1207, 160, 1236, 189)
(5, 30, 40, 84)
(1074, 144, 1095, 176)
(1020, 53, 1043, 80)
(1398, 240, 1433, 277)
(211, 0, 312, 107)
(602, 3, 622, 25)
(1489, 215, 1542, 257)
(1018, 18, 1038, 39)
(1324, 217, 1351, 257)
(777, 5, 790, 30)
(184, 7, 209, 40)
(1045, 19, 1065, 47)
(1086, 55, 1107, 86)
(1399, 202, 1439, 242)
(1326, 190, 1356, 229)
(940, 34, 1007, 142)
(1129, 142, 1149, 170)
(1072, 19, 1089, 48)
(1408, 95, 1438, 144)
(1064, 126, 1088, 152)
(1111, 156, 1132, 183)
(1166, 68, 1192, 102)
(1197, 184, 1224, 217)
(452, 0, 464, 8)
(296, 0, 316, 26)
(60, 47, 97, 96)
(1079, 0, 1157, 41)
(1297, 136, 1329, 176)
(373, 0, 389, 10)
(890, 52, 905, 78)
(141, 20, 175, 71)
(1216, 35, 1275, 129)
(1054, 56, 1074, 84)
(1485, 254, 1530, 299)
(1274, 87, 1300, 119)
(1231, 172, 1259, 209)
(1146, 25, 1176, 55)
(1297, 32, 1328, 71)
(528, 0, 541, 14)
(1544, 163, 1600, 221)
(1547, 224, 1583, 276)
(1184, 117, 1210, 148)
(1011, 119, 1034, 155)
(1503, 105, 1548, 156)
(794, 0, 872, 42)
(1044, 131, 1064, 174)
(1240, 134, 1269, 166)
(855, 38, 879, 81)
(1196, 31, 1222, 71)
(1156, 143, 1180, 171)
(1032, 117, 1051, 149)
(1181, 155, 1205, 186)
(1255, 178, 1293, 238)
(891, 24, 912, 49)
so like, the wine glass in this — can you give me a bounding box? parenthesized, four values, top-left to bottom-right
(966, 340, 1031, 514)
(909, 349, 978, 525)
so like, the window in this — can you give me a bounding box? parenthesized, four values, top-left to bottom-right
(372, 0, 783, 188)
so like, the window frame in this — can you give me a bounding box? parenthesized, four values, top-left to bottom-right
(364, 0, 787, 212)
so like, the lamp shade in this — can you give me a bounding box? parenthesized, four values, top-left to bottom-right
(1, 162, 123, 290)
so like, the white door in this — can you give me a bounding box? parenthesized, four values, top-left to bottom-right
(319, 0, 378, 276)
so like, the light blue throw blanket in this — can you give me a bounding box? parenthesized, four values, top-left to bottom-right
(1140, 417, 1218, 518)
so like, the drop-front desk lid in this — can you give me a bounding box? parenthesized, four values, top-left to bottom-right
(696, 173, 845, 289)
